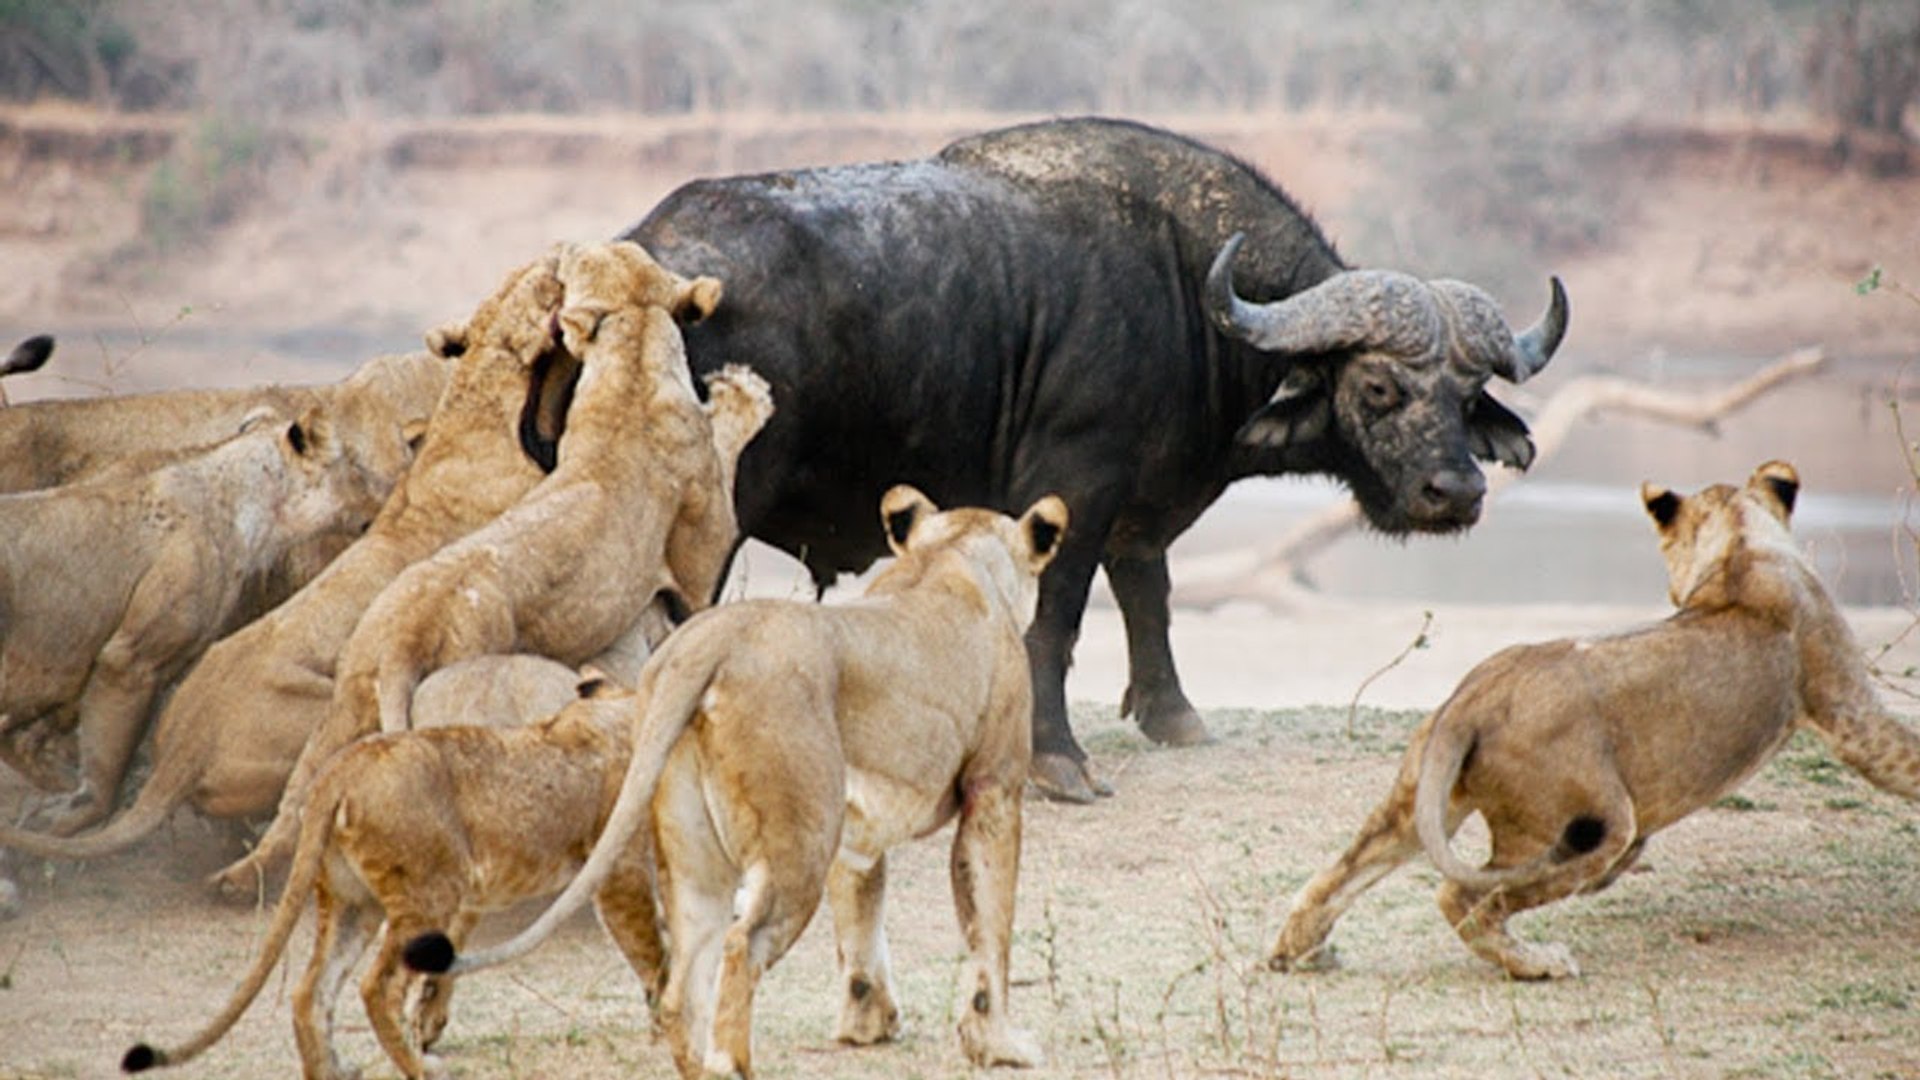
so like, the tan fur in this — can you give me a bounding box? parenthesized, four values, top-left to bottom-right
(229, 241, 756, 894)
(424, 487, 1067, 1078)
(120, 681, 659, 1080)
(1268, 461, 1920, 980)
(0, 409, 384, 836)
(0, 253, 567, 876)
(0, 349, 446, 496)
(409, 653, 583, 731)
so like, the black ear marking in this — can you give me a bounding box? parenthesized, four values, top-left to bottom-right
(286, 420, 309, 456)
(1644, 489, 1681, 528)
(655, 588, 692, 627)
(1764, 475, 1798, 516)
(886, 507, 915, 547)
(1028, 515, 1062, 559)
(575, 676, 610, 699)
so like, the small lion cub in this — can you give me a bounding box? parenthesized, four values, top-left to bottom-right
(1269, 460, 1920, 980)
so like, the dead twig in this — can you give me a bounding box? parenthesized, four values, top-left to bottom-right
(1346, 610, 1432, 738)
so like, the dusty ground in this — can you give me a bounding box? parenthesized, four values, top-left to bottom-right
(4, 601, 1919, 1080)
(1, 108, 1919, 1078)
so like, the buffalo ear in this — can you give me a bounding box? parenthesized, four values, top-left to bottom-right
(1234, 367, 1330, 450)
(1641, 483, 1681, 530)
(880, 484, 935, 556)
(1467, 392, 1536, 471)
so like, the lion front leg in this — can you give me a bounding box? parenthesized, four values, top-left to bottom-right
(950, 778, 1042, 1069)
(828, 851, 901, 1045)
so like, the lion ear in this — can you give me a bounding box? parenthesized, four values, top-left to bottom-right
(672, 275, 723, 325)
(1641, 482, 1680, 530)
(1019, 495, 1070, 573)
(1751, 460, 1799, 520)
(426, 322, 469, 359)
(880, 485, 935, 555)
(285, 406, 333, 459)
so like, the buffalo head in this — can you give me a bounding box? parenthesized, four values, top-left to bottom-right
(1207, 232, 1567, 534)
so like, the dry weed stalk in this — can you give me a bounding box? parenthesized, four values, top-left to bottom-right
(1345, 609, 1432, 737)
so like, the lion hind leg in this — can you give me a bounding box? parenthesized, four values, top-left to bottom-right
(828, 852, 901, 1045)
(293, 883, 379, 1080)
(212, 693, 370, 900)
(593, 837, 669, 1022)
(363, 910, 448, 1080)
(410, 910, 478, 1051)
(1271, 765, 1432, 973)
(951, 779, 1044, 1069)
(706, 860, 821, 1079)
(1439, 796, 1639, 980)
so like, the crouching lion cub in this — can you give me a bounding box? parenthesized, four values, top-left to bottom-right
(407, 486, 1069, 1079)
(120, 676, 658, 1080)
(1268, 460, 1920, 980)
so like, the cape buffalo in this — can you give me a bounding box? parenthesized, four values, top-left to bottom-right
(620, 116, 1567, 803)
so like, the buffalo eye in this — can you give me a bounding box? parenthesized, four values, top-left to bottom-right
(1358, 373, 1401, 412)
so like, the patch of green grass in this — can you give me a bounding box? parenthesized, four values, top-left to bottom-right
(1815, 980, 1912, 1011)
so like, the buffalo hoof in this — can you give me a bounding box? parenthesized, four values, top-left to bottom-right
(1028, 752, 1113, 804)
(1138, 705, 1212, 747)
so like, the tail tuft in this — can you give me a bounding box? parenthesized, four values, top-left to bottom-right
(1561, 816, 1607, 856)
(403, 931, 457, 974)
(122, 1043, 160, 1073)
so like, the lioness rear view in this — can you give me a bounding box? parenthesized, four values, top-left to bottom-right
(1267, 461, 1920, 980)
(119, 677, 658, 1080)
(408, 486, 1068, 1078)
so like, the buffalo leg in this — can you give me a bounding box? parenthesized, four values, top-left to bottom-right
(1024, 535, 1111, 803)
(1103, 552, 1209, 746)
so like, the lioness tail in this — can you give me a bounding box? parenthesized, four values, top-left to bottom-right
(122, 765, 344, 1070)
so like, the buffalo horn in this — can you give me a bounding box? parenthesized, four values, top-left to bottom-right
(1206, 233, 1436, 358)
(1495, 276, 1569, 384)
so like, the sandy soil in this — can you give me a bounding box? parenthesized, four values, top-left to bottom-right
(2, 108, 1919, 1079)
(3, 599, 1919, 1080)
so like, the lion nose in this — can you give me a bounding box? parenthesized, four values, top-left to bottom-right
(1416, 468, 1487, 519)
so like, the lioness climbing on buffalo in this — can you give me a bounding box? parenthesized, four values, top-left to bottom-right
(407, 486, 1068, 1078)
(1267, 461, 1920, 980)
(223, 240, 761, 893)
(119, 676, 661, 1080)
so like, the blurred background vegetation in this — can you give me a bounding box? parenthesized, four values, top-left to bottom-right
(7, 0, 1915, 293)
(1, 0, 1914, 131)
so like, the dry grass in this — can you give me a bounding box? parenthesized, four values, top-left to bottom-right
(3, 701, 1916, 1079)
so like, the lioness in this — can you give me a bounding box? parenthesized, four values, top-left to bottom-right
(119, 677, 661, 1080)
(0, 324, 758, 900)
(0, 348, 445, 495)
(0, 407, 383, 834)
(0, 251, 575, 881)
(229, 241, 762, 891)
(1267, 461, 1920, 980)
(408, 486, 1066, 1078)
